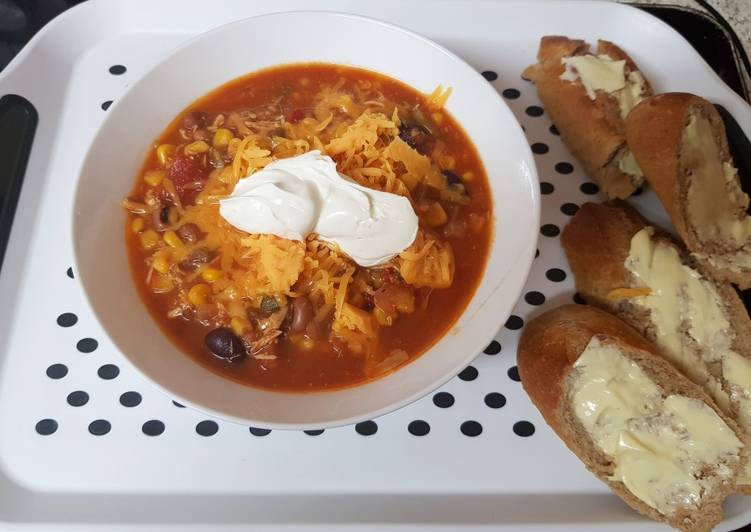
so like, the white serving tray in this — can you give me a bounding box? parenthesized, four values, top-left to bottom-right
(0, 0, 750, 530)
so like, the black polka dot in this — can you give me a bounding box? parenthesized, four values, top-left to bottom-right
(508, 366, 521, 382)
(525, 105, 543, 117)
(250, 427, 271, 437)
(66, 390, 89, 407)
(513, 421, 536, 437)
(88, 419, 111, 436)
(531, 142, 549, 154)
(35, 418, 57, 435)
(120, 391, 142, 407)
(632, 186, 644, 196)
(56, 312, 78, 327)
(574, 293, 587, 305)
(540, 181, 554, 195)
(535, 248, 540, 258)
(108, 64, 126, 75)
(560, 203, 579, 216)
(524, 291, 545, 305)
(580, 182, 599, 195)
(505, 315, 524, 330)
(77, 338, 98, 353)
(458, 366, 478, 381)
(433, 392, 455, 408)
(485, 392, 506, 409)
(355, 420, 378, 436)
(408, 420, 430, 436)
(555, 162, 574, 174)
(101, 100, 113, 111)
(304, 429, 324, 436)
(196, 420, 218, 436)
(481, 70, 498, 81)
(142, 420, 165, 436)
(502, 88, 520, 99)
(46, 363, 68, 379)
(549, 124, 560, 135)
(545, 268, 566, 282)
(540, 224, 560, 237)
(97, 364, 119, 380)
(66, 267, 74, 279)
(172, 400, 186, 408)
(460, 420, 483, 437)
(484, 340, 501, 355)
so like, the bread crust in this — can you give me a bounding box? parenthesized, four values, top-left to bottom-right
(561, 200, 751, 495)
(519, 304, 747, 532)
(625, 92, 751, 287)
(523, 36, 652, 199)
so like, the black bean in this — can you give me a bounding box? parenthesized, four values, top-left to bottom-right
(290, 297, 314, 332)
(159, 207, 170, 224)
(442, 170, 462, 186)
(260, 295, 280, 315)
(399, 123, 434, 155)
(178, 247, 214, 272)
(176, 223, 201, 244)
(205, 327, 246, 362)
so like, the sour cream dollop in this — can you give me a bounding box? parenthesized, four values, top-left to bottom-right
(219, 151, 418, 267)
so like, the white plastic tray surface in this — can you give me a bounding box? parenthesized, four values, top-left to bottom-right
(0, 0, 750, 530)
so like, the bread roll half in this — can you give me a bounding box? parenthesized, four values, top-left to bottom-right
(519, 304, 747, 532)
(625, 93, 751, 288)
(561, 199, 751, 493)
(523, 36, 653, 199)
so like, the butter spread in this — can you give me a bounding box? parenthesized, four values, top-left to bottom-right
(572, 337, 742, 515)
(625, 227, 731, 408)
(219, 151, 418, 267)
(684, 112, 751, 247)
(560, 54, 647, 119)
(625, 226, 751, 482)
(616, 149, 644, 180)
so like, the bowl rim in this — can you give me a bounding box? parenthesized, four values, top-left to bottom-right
(72, 9, 540, 430)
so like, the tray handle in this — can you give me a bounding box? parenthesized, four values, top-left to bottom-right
(0, 94, 37, 270)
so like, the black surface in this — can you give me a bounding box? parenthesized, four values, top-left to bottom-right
(0, 94, 36, 270)
(637, 4, 749, 101)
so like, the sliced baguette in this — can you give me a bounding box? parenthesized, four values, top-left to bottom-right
(522, 36, 653, 199)
(518, 304, 747, 532)
(561, 199, 751, 493)
(625, 92, 751, 288)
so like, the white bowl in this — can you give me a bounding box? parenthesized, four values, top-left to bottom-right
(73, 11, 539, 430)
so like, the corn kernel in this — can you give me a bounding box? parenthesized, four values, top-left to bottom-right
(188, 283, 212, 307)
(167, 207, 179, 225)
(156, 144, 174, 166)
(231, 317, 249, 336)
(424, 202, 448, 227)
(201, 268, 222, 283)
(150, 273, 174, 294)
(163, 230, 182, 248)
(227, 300, 246, 318)
(140, 229, 159, 250)
(462, 171, 475, 182)
(212, 128, 233, 150)
(185, 140, 210, 155)
(431, 112, 444, 125)
(131, 217, 145, 233)
(153, 254, 171, 274)
(300, 337, 315, 350)
(143, 169, 165, 187)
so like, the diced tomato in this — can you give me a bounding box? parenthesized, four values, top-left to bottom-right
(167, 155, 208, 205)
(289, 109, 304, 124)
(167, 155, 206, 186)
